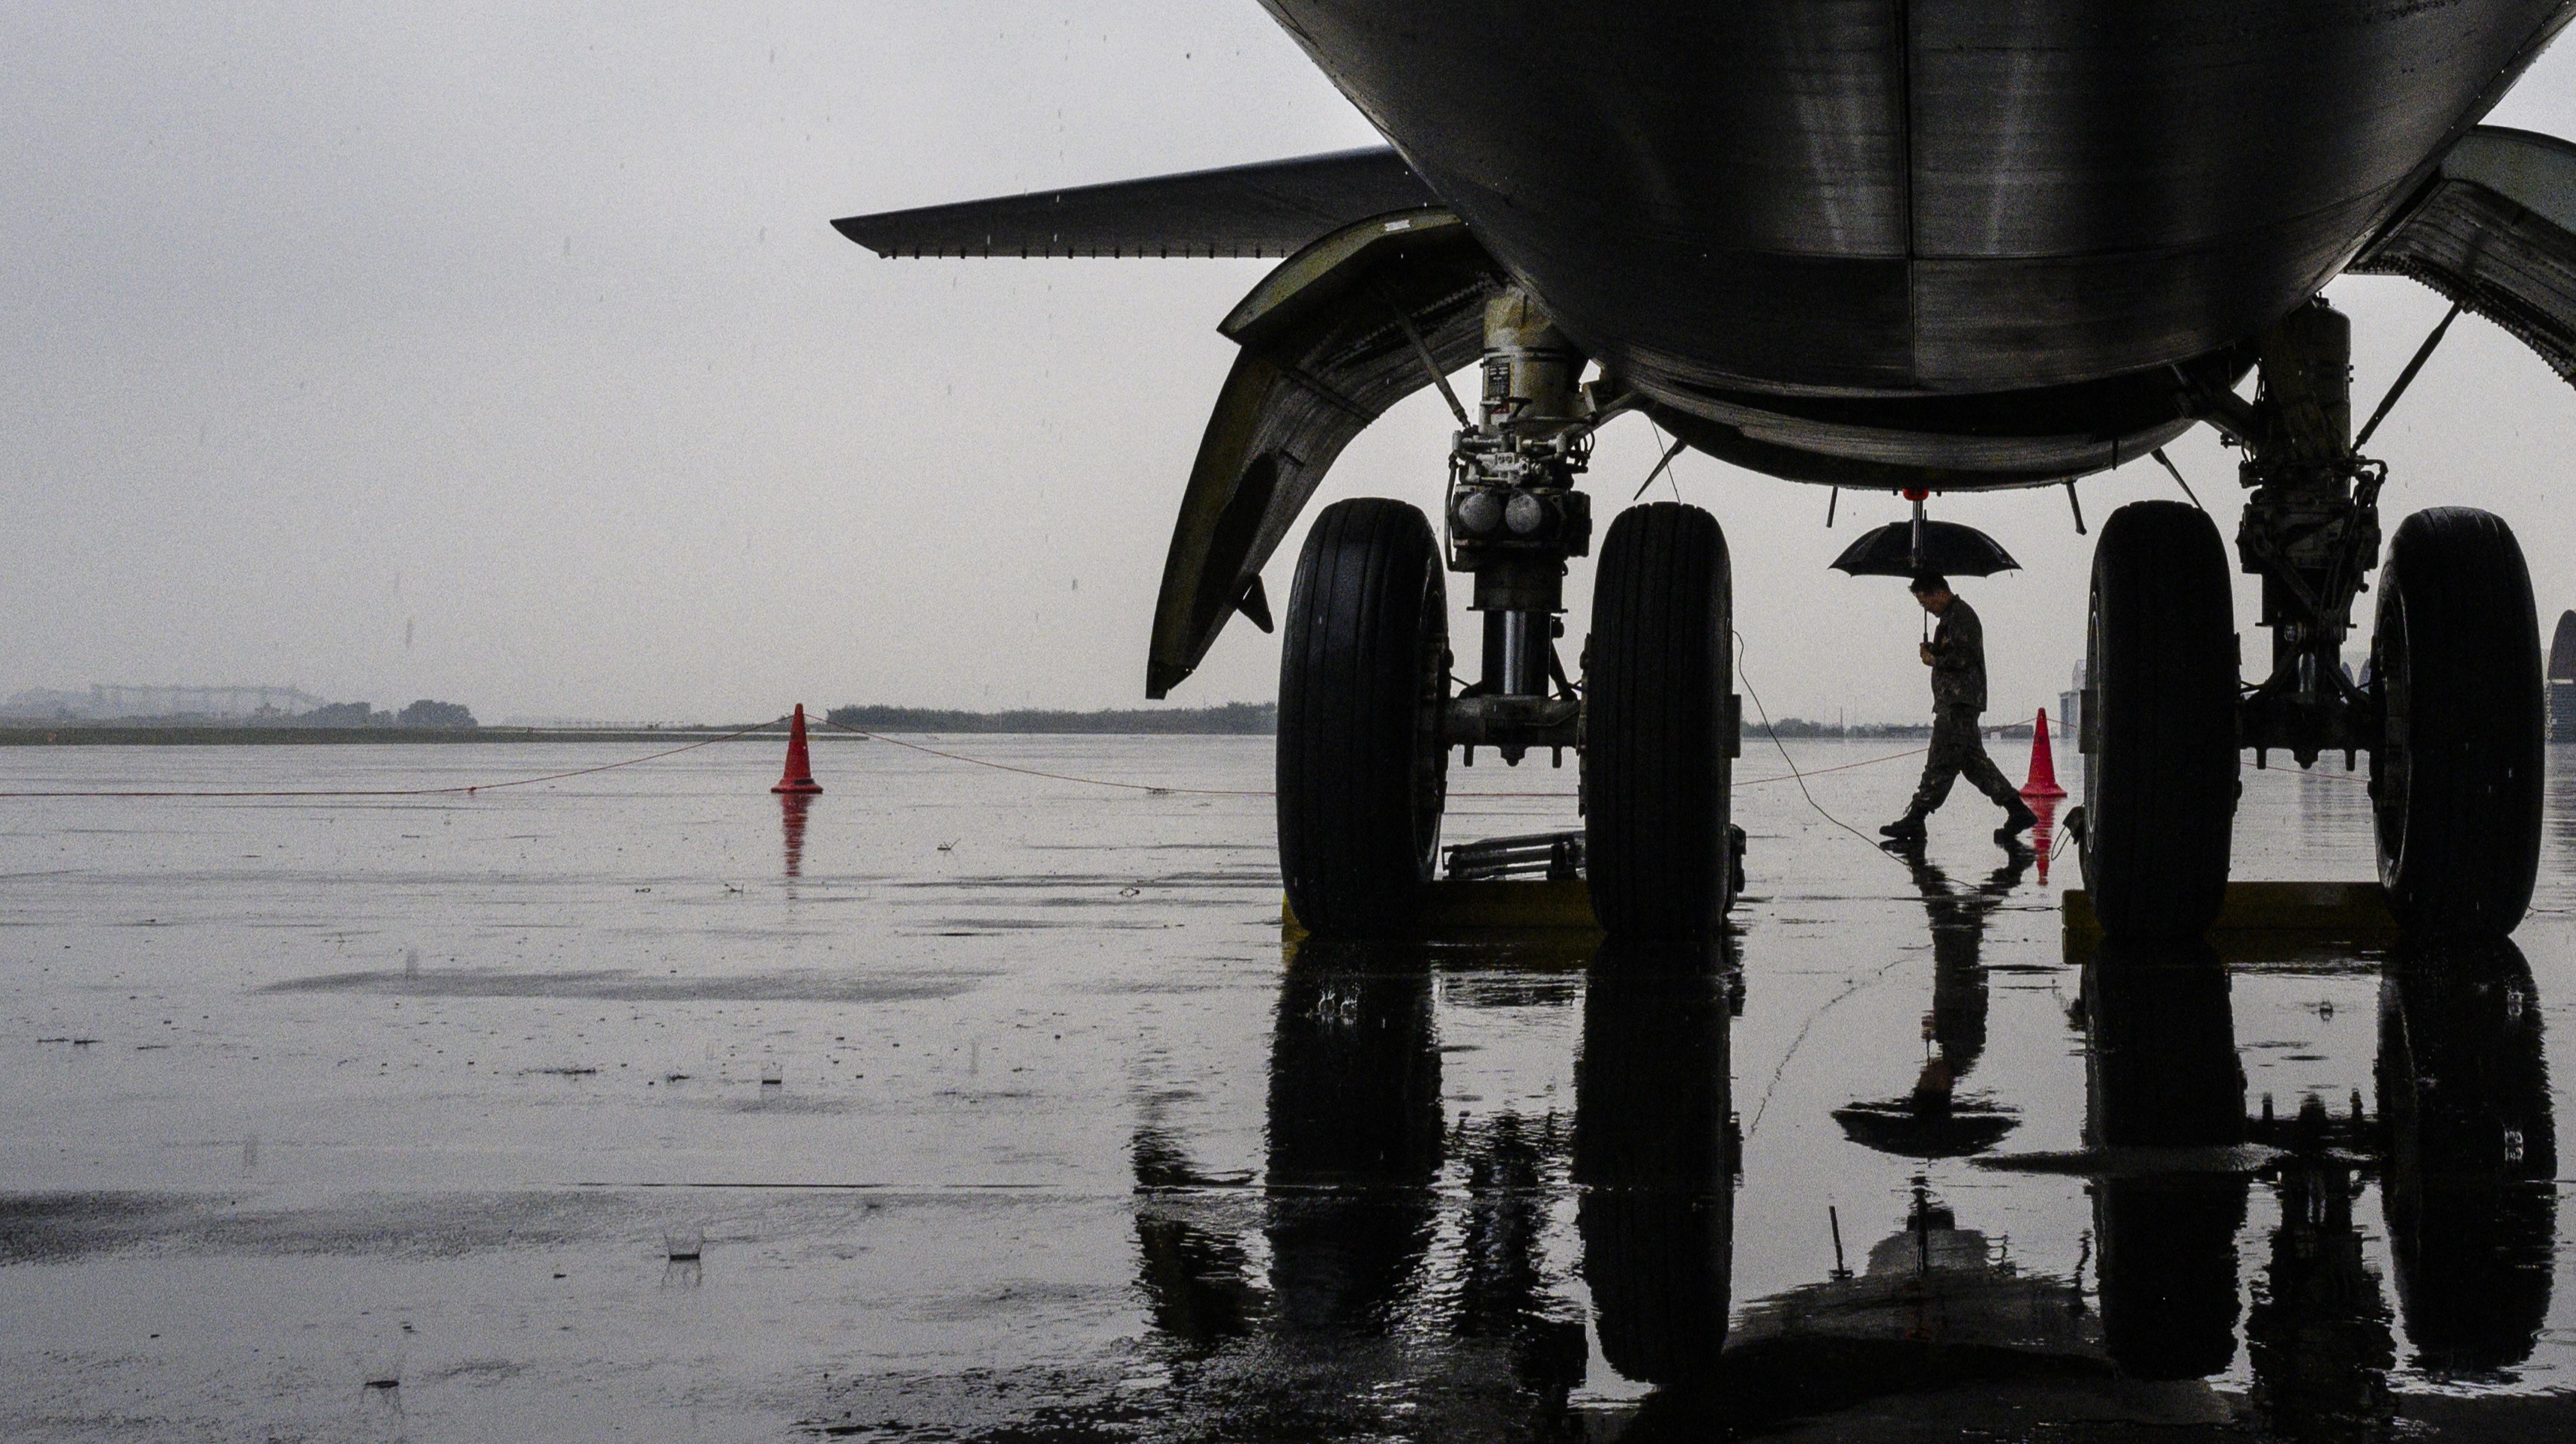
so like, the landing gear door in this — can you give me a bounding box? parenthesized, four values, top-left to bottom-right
(1146, 209, 1501, 697)
(2353, 125, 2576, 384)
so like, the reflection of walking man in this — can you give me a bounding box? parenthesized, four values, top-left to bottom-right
(1882, 573, 2038, 843)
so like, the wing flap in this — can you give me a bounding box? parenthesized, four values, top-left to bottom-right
(832, 148, 1436, 260)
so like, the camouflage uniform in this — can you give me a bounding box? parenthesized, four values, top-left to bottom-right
(1905, 597, 2023, 818)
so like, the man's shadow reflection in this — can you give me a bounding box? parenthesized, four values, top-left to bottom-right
(1834, 839, 2032, 1157)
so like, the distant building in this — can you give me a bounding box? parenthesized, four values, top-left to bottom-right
(1, 683, 327, 721)
(2059, 661, 2085, 751)
(2551, 612, 2576, 742)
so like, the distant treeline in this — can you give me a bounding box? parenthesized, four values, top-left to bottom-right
(1765, 717, 1935, 738)
(299, 700, 478, 729)
(0, 698, 477, 729)
(826, 701, 1276, 734)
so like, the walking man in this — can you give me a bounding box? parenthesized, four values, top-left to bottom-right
(1881, 573, 2038, 843)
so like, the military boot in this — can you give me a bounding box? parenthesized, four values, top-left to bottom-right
(1879, 810, 1928, 842)
(1995, 796, 2038, 842)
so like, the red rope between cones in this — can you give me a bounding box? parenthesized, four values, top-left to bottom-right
(0, 713, 1947, 803)
(814, 717, 1270, 796)
(818, 715, 1928, 798)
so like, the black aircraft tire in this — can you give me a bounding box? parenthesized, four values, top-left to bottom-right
(1276, 498, 1450, 936)
(2081, 501, 2238, 938)
(1585, 503, 1732, 939)
(2371, 508, 2544, 938)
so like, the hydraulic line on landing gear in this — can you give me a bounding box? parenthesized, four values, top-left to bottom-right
(1439, 288, 1609, 767)
(2212, 300, 2385, 770)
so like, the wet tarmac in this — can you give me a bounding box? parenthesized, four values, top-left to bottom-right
(3, 736, 2573, 1440)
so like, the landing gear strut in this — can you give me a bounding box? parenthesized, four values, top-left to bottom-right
(1440, 290, 1594, 770)
(2083, 299, 2544, 940)
(1447, 291, 1737, 937)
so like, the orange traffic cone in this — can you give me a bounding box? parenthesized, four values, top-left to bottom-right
(772, 704, 823, 794)
(2020, 707, 2067, 799)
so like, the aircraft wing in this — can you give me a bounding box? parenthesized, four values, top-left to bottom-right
(2355, 126, 2576, 383)
(832, 147, 1436, 260)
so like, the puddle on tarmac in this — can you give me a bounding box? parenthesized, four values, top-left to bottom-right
(1, 737, 2572, 1439)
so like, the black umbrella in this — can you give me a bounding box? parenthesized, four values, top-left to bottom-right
(1830, 519, 2020, 578)
(1831, 1096, 2023, 1160)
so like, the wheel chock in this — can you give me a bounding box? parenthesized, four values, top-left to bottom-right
(2062, 881, 2398, 949)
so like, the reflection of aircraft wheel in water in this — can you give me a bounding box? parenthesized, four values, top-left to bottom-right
(1585, 505, 1736, 938)
(1264, 941, 1446, 1330)
(2083, 940, 2248, 1381)
(2377, 939, 2558, 1373)
(1577, 944, 1735, 1391)
(1276, 501, 1452, 936)
(2370, 512, 2545, 938)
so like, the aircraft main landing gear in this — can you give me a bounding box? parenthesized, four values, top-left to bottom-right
(1277, 287, 1737, 938)
(2083, 299, 2543, 941)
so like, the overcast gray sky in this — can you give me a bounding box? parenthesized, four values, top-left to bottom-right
(10, 4, 2576, 725)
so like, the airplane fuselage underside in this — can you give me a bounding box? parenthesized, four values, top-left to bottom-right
(1261, 0, 2575, 407)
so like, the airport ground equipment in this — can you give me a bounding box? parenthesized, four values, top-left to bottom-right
(2548, 611, 2576, 739)
(836, 5, 2576, 941)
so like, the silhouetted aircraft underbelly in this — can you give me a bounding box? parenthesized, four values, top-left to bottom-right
(1264, 0, 2576, 398)
(835, 0, 2576, 698)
